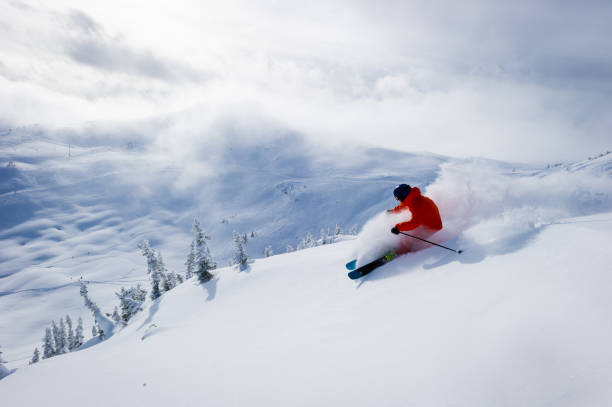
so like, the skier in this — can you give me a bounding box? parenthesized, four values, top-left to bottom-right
(389, 184, 442, 254)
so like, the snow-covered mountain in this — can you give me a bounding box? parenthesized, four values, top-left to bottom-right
(1, 123, 611, 405)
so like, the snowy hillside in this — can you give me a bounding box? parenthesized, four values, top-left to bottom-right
(2, 210, 612, 406)
(1, 124, 611, 405)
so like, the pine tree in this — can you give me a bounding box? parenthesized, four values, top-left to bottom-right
(138, 240, 163, 300)
(51, 320, 62, 355)
(157, 251, 174, 293)
(233, 231, 249, 271)
(73, 317, 84, 349)
(30, 347, 40, 364)
(56, 318, 67, 354)
(66, 315, 75, 351)
(193, 219, 216, 282)
(286, 244, 294, 253)
(97, 320, 105, 340)
(298, 232, 316, 250)
(185, 240, 196, 280)
(320, 228, 328, 245)
(0, 345, 8, 379)
(112, 307, 121, 324)
(349, 224, 358, 235)
(334, 224, 342, 237)
(92, 324, 98, 338)
(264, 246, 274, 257)
(79, 280, 114, 339)
(116, 285, 147, 324)
(42, 327, 55, 359)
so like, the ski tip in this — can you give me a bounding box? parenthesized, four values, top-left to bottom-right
(457, 250, 463, 254)
(347, 270, 362, 280)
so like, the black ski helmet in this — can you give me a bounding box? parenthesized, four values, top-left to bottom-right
(393, 184, 411, 201)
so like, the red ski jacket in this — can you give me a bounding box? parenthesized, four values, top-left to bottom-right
(391, 187, 443, 232)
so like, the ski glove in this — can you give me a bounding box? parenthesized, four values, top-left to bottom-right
(391, 226, 400, 235)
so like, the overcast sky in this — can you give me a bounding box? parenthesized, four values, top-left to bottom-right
(1, 0, 611, 163)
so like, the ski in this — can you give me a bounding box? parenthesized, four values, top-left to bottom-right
(345, 259, 357, 270)
(347, 251, 397, 280)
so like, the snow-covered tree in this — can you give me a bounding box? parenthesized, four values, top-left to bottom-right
(66, 315, 75, 351)
(349, 225, 359, 235)
(185, 240, 196, 280)
(42, 327, 55, 359)
(297, 232, 316, 250)
(116, 285, 147, 324)
(0, 346, 8, 379)
(334, 224, 342, 237)
(79, 280, 114, 339)
(112, 307, 121, 323)
(51, 320, 66, 355)
(0, 345, 5, 364)
(320, 228, 328, 245)
(30, 347, 40, 365)
(193, 219, 216, 282)
(233, 231, 249, 271)
(56, 318, 68, 354)
(264, 246, 274, 257)
(73, 317, 84, 349)
(138, 240, 163, 299)
(286, 244, 294, 253)
(91, 324, 98, 338)
(157, 251, 176, 293)
(97, 320, 105, 340)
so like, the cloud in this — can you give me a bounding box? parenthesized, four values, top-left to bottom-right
(65, 10, 206, 83)
(0, 0, 611, 162)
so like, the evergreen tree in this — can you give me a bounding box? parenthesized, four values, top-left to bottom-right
(286, 244, 294, 253)
(297, 232, 316, 250)
(157, 251, 173, 293)
(233, 231, 249, 271)
(193, 219, 216, 282)
(112, 307, 121, 323)
(97, 323, 105, 340)
(51, 320, 61, 354)
(334, 224, 342, 237)
(42, 328, 55, 359)
(0, 345, 8, 379)
(138, 240, 163, 300)
(116, 285, 147, 324)
(79, 280, 114, 339)
(56, 318, 67, 354)
(320, 228, 328, 245)
(349, 224, 358, 235)
(30, 347, 40, 364)
(91, 324, 98, 338)
(264, 246, 274, 257)
(65, 315, 75, 351)
(73, 317, 84, 349)
(185, 240, 196, 280)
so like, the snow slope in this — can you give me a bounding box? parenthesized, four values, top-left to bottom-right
(0, 124, 448, 363)
(1, 122, 611, 405)
(2, 211, 612, 406)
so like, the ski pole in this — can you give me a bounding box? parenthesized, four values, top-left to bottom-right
(397, 231, 463, 254)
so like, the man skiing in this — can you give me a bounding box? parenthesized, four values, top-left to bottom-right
(389, 184, 443, 254)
